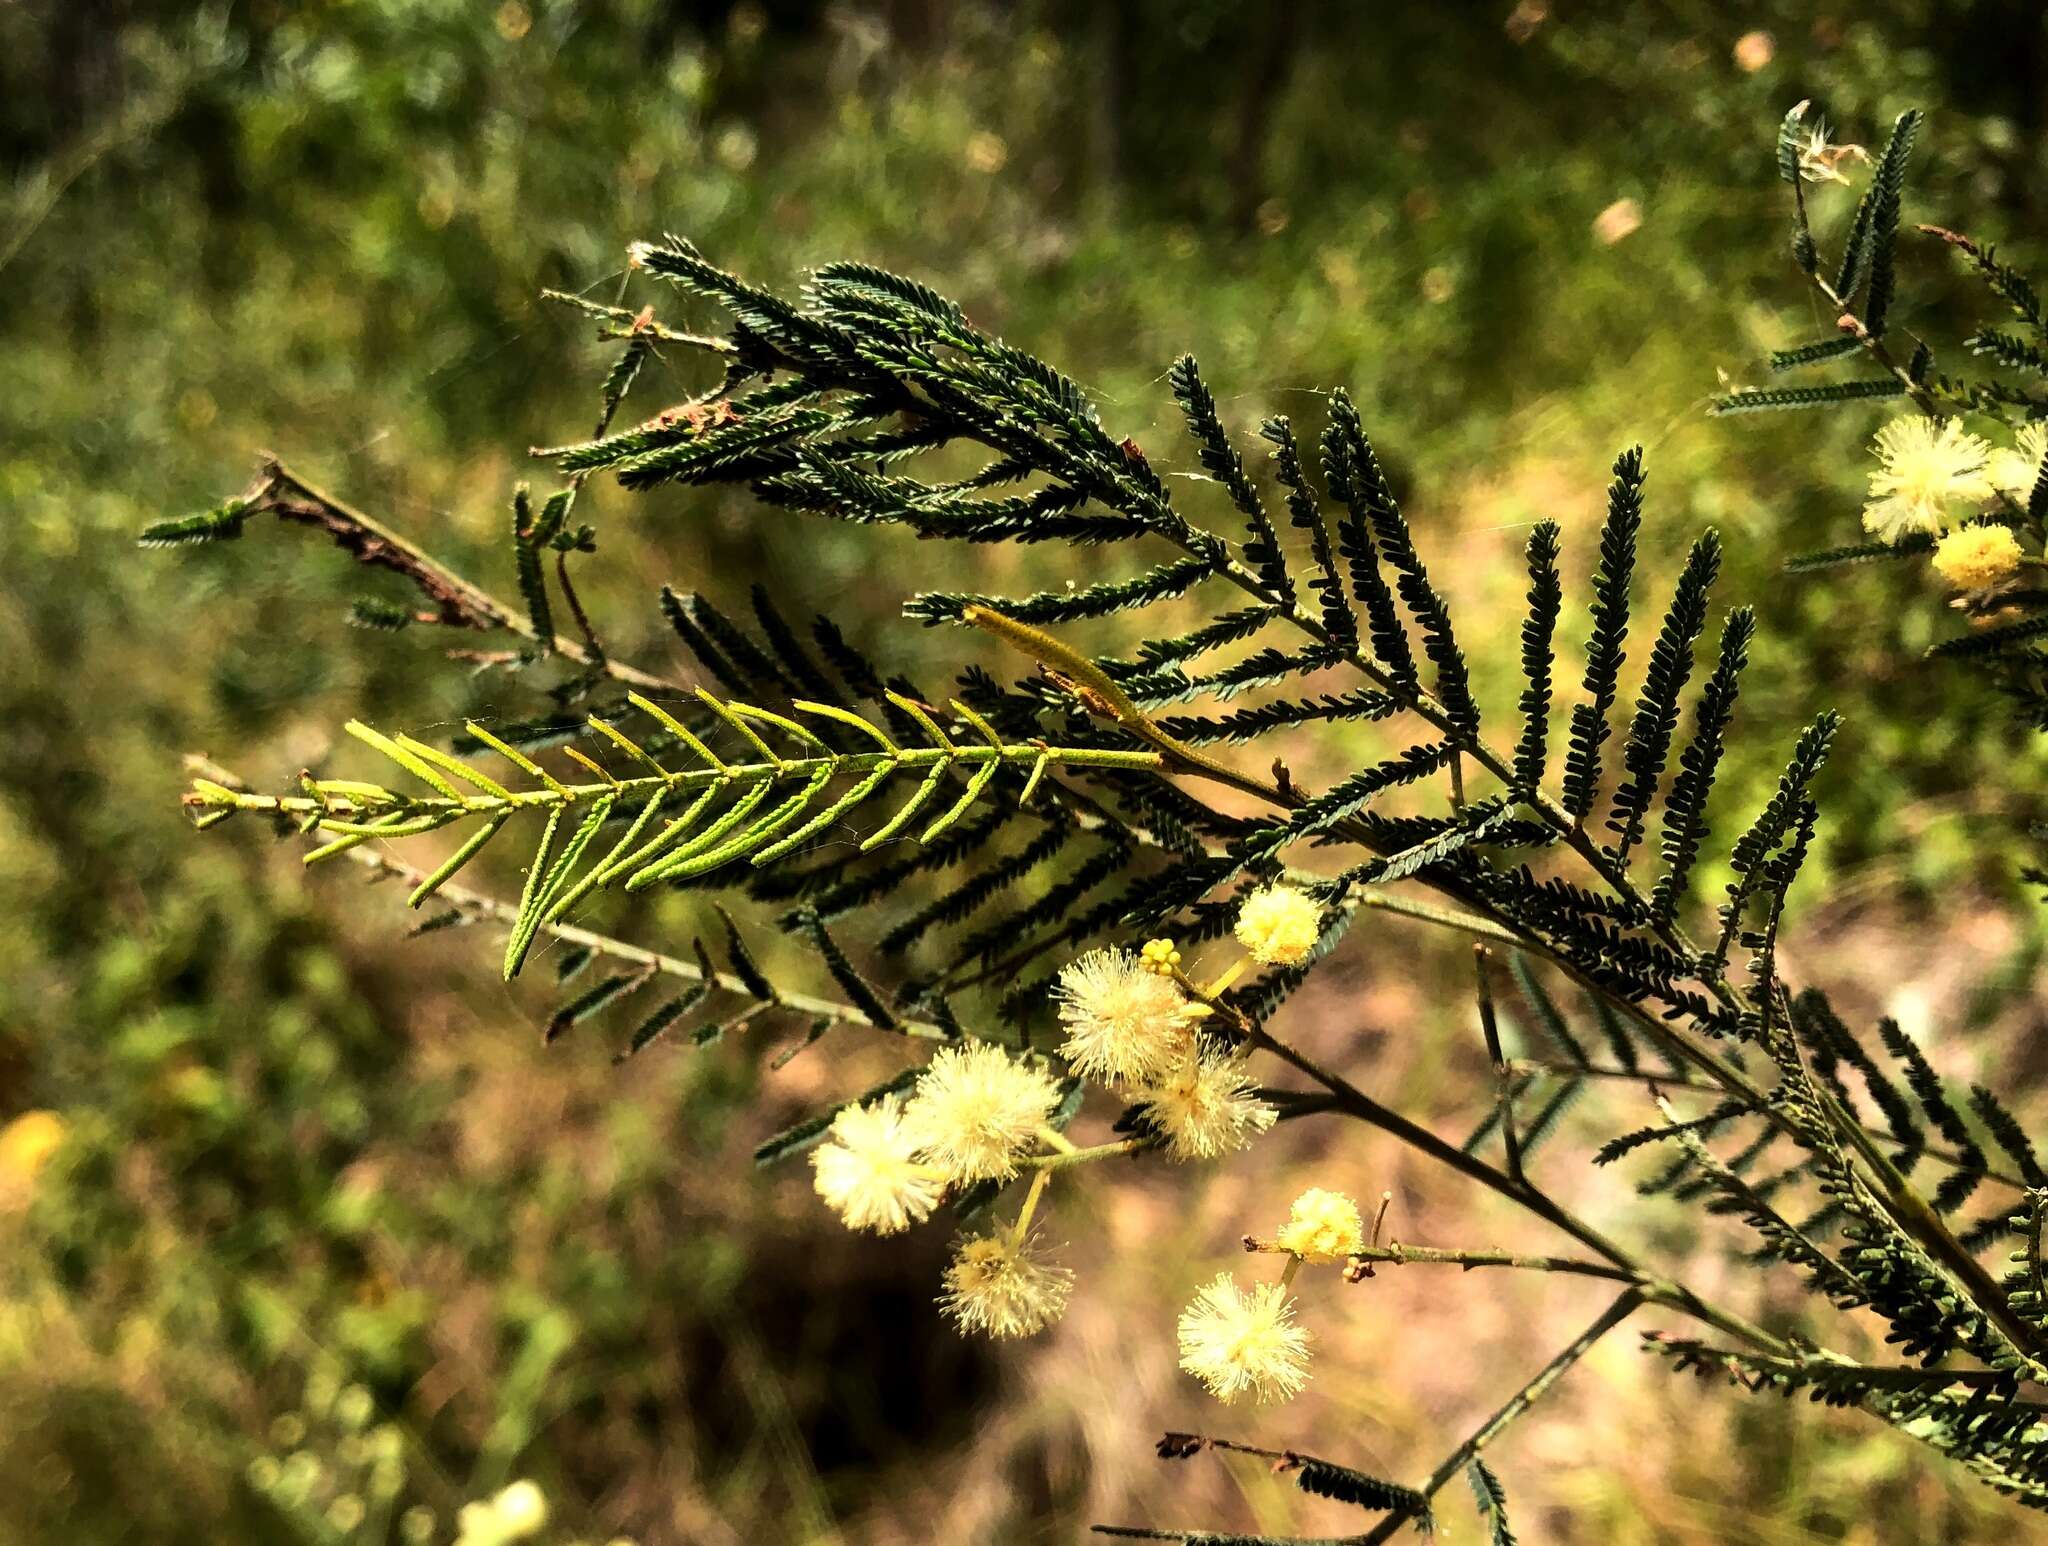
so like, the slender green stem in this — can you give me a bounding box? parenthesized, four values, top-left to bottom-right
(1008, 1167, 1054, 1245)
(192, 741, 1165, 823)
(1017, 1138, 1147, 1171)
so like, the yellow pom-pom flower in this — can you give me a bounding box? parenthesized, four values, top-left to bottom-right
(1054, 948, 1200, 1086)
(940, 1230, 1073, 1337)
(1233, 885, 1322, 966)
(1137, 1050, 1276, 1161)
(1932, 524, 2024, 591)
(1176, 1272, 1311, 1404)
(1274, 1187, 1366, 1264)
(902, 1042, 1062, 1184)
(810, 1093, 945, 1234)
(1988, 422, 2048, 501)
(1863, 416, 1994, 543)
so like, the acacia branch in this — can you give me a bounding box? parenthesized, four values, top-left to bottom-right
(245, 457, 681, 692)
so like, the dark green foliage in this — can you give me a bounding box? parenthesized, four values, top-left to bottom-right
(1769, 336, 1863, 372)
(1844, 111, 1922, 335)
(1875, 1016, 1987, 1205)
(1928, 615, 2048, 660)
(543, 969, 648, 1044)
(1292, 1457, 1431, 1518)
(1594, 1102, 1750, 1167)
(1325, 392, 1476, 733)
(1509, 954, 1590, 1066)
(618, 984, 711, 1061)
(136, 495, 251, 547)
(1148, 1435, 1432, 1527)
(1561, 450, 1643, 822)
(1170, 355, 1293, 605)
(510, 484, 556, 651)
(1258, 416, 1356, 652)
(1791, 989, 1924, 1158)
(1971, 1086, 2048, 1188)
(907, 557, 1212, 627)
(1235, 742, 1456, 866)
(716, 904, 778, 1003)
(1465, 1459, 1517, 1546)
(880, 820, 1074, 954)
(1324, 405, 1422, 703)
(1711, 714, 1838, 974)
(1708, 379, 1907, 414)
(1517, 1078, 1585, 1160)
(1512, 522, 1562, 794)
(1783, 534, 1935, 573)
(1652, 608, 1754, 920)
(1671, 1125, 1867, 1308)
(347, 597, 415, 631)
(790, 908, 900, 1030)
(1354, 799, 1514, 886)
(1153, 689, 1400, 747)
(1967, 329, 2048, 376)
(1608, 530, 1721, 866)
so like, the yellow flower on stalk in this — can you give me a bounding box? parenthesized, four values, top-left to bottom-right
(1233, 884, 1322, 966)
(1932, 524, 2025, 592)
(810, 1093, 945, 1234)
(1177, 1272, 1311, 1404)
(1136, 1051, 1276, 1161)
(1988, 422, 2048, 502)
(902, 1042, 1062, 1184)
(1054, 948, 1200, 1086)
(1863, 416, 1994, 543)
(1275, 1187, 1366, 1264)
(940, 1230, 1073, 1338)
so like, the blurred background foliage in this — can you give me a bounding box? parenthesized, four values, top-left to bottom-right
(8, 2, 2048, 1541)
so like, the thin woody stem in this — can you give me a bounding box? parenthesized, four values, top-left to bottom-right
(1240, 1237, 1640, 1286)
(248, 457, 680, 692)
(1354, 1290, 1646, 1545)
(1473, 944, 1523, 1184)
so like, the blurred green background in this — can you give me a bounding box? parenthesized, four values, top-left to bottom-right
(9, 2, 2048, 1542)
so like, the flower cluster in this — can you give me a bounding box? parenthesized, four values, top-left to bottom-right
(1172, 1185, 1369, 1404)
(1860, 416, 2040, 591)
(804, 886, 1326, 1359)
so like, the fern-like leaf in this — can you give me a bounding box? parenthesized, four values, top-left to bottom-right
(1561, 448, 1643, 822)
(1513, 521, 1562, 794)
(1608, 530, 1722, 866)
